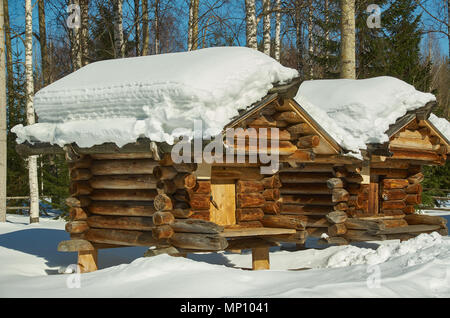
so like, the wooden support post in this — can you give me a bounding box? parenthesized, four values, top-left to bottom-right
(252, 247, 270, 270)
(77, 248, 98, 273)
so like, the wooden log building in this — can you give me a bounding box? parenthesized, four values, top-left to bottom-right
(14, 56, 449, 273)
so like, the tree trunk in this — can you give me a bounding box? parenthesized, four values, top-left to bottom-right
(262, 0, 271, 55)
(0, 0, 6, 222)
(25, 0, 40, 223)
(38, 0, 50, 86)
(295, 1, 303, 77)
(80, 0, 89, 66)
(154, 0, 160, 54)
(134, 0, 141, 56)
(141, 0, 149, 55)
(245, 0, 257, 49)
(71, 0, 82, 70)
(113, 0, 125, 58)
(307, 0, 314, 78)
(340, 0, 356, 79)
(274, 0, 281, 61)
(189, 0, 199, 50)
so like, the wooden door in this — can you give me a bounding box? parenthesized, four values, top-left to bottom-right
(210, 182, 236, 226)
(368, 175, 379, 215)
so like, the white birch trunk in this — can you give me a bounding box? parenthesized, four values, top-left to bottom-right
(80, 0, 89, 66)
(307, 0, 314, 78)
(188, 0, 193, 50)
(262, 0, 271, 55)
(114, 0, 125, 58)
(154, 0, 160, 54)
(25, 0, 40, 223)
(245, 0, 257, 49)
(274, 0, 281, 61)
(142, 0, 149, 55)
(340, 0, 355, 79)
(191, 0, 199, 50)
(0, 0, 7, 222)
(134, 0, 141, 56)
(71, 0, 82, 70)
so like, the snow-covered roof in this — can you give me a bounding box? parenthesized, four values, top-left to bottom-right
(294, 76, 437, 157)
(12, 47, 298, 147)
(429, 113, 450, 144)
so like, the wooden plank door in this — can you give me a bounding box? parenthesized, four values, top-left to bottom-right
(210, 182, 236, 226)
(368, 175, 379, 215)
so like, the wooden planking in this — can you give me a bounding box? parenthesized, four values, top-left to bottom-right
(221, 227, 296, 238)
(209, 183, 236, 226)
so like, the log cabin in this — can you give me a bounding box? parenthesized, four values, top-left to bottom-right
(12, 48, 449, 272)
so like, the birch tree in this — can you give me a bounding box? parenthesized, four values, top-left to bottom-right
(38, 0, 49, 86)
(188, 0, 199, 51)
(307, 0, 314, 78)
(69, 0, 82, 70)
(295, 1, 304, 77)
(134, 0, 141, 56)
(245, 0, 257, 49)
(80, 0, 89, 66)
(154, 0, 160, 54)
(25, 0, 40, 223)
(113, 0, 125, 58)
(142, 0, 149, 55)
(274, 0, 281, 61)
(340, 0, 356, 79)
(0, 0, 6, 223)
(263, 0, 271, 55)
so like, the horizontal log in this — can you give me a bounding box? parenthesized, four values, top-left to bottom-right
(327, 178, 344, 189)
(345, 173, 363, 183)
(370, 161, 410, 169)
(153, 193, 174, 211)
(65, 221, 89, 234)
(236, 180, 264, 193)
(279, 172, 332, 183)
(87, 215, 155, 231)
(304, 216, 330, 228)
(152, 211, 175, 225)
(282, 194, 333, 205)
(328, 223, 347, 236)
(281, 204, 333, 216)
(236, 208, 264, 221)
(190, 181, 211, 194)
(279, 163, 335, 173)
(229, 140, 298, 156)
(280, 183, 332, 194)
(85, 228, 165, 246)
(57, 239, 95, 252)
(190, 193, 211, 210)
(69, 207, 88, 221)
(286, 123, 315, 135)
(89, 175, 157, 189)
(370, 168, 409, 179)
(408, 172, 424, 184)
(157, 180, 177, 194)
(374, 224, 442, 235)
(261, 201, 282, 214)
(261, 175, 282, 188)
(342, 230, 386, 242)
(172, 163, 198, 173)
(390, 149, 441, 161)
(211, 167, 265, 180)
(403, 205, 416, 214)
(226, 238, 278, 250)
(237, 193, 266, 208)
(381, 189, 407, 201)
(382, 179, 409, 189)
(382, 200, 406, 210)
(332, 188, 349, 202)
(233, 129, 292, 140)
(344, 219, 385, 231)
(281, 150, 315, 162)
(262, 188, 280, 201)
(66, 196, 91, 208)
(404, 214, 447, 226)
(70, 169, 92, 181)
(169, 233, 228, 251)
(405, 185, 422, 197)
(383, 219, 408, 228)
(88, 201, 156, 217)
(226, 220, 264, 228)
(297, 135, 320, 148)
(91, 153, 154, 160)
(405, 194, 421, 205)
(89, 189, 158, 201)
(91, 159, 158, 175)
(68, 157, 92, 169)
(70, 181, 92, 196)
(173, 173, 197, 189)
(305, 227, 328, 238)
(171, 208, 194, 219)
(318, 236, 349, 246)
(273, 111, 303, 123)
(190, 210, 211, 221)
(326, 211, 348, 224)
(261, 215, 306, 230)
(152, 225, 174, 239)
(153, 166, 178, 180)
(171, 219, 224, 234)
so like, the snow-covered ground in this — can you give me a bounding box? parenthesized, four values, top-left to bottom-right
(0, 213, 449, 298)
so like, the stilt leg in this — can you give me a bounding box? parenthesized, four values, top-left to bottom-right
(78, 248, 98, 273)
(252, 247, 270, 270)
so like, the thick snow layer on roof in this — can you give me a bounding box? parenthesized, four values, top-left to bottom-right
(294, 76, 436, 156)
(12, 47, 298, 147)
(429, 113, 450, 143)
